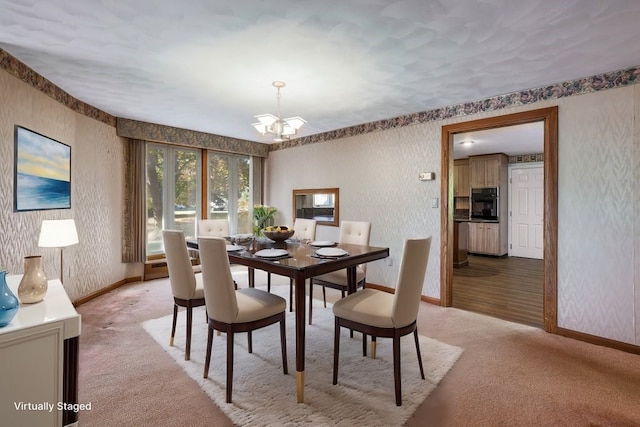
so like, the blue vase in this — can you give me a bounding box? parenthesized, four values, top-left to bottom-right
(0, 270, 19, 327)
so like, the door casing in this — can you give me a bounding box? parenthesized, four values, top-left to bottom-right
(440, 107, 558, 333)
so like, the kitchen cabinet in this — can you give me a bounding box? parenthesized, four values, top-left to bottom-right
(469, 154, 508, 188)
(468, 222, 506, 256)
(0, 276, 80, 427)
(453, 221, 469, 268)
(453, 159, 470, 197)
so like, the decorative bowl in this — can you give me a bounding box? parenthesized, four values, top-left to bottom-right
(262, 228, 295, 241)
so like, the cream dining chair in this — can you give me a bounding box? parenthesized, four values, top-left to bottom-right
(162, 230, 206, 361)
(198, 236, 288, 404)
(267, 218, 317, 312)
(198, 218, 230, 237)
(332, 237, 431, 406)
(308, 220, 371, 324)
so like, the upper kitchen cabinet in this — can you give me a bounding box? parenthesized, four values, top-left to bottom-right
(469, 153, 508, 188)
(454, 159, 470, 197)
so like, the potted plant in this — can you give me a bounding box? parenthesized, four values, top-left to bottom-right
(253, 205, 278, 237)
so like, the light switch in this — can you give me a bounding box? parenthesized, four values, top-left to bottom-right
(431, 198, 439, 208)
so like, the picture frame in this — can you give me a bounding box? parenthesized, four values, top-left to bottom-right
(14, 125, 71, 212)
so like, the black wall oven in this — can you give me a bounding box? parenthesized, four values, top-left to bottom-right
(470, 187, 499, 221)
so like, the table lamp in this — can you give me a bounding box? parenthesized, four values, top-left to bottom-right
(38, 219, 79, 284)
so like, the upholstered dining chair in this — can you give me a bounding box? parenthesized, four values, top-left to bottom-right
(198, 218, 230, 237)
(267, 218, 318, 312)
(292, 218, 317, 241)
(332, 237, 431, 406)
(162, 230, 206, 361)
(308, 220, 371, 324)
(198, 236, 288, 404)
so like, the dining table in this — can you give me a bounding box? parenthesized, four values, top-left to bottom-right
(186, 237, 389, 403)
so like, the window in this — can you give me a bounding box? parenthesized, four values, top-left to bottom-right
(146, 144, 201, 256)
(145, 144, 260, 258)
(207, 153, 253, 235)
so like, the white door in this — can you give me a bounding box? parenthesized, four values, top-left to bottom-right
(509, 166, 544, 259)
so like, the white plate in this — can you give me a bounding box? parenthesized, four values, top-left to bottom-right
(310, 240, 336, 247)
(254, 248, 289, 258)
(316, 247, 348, 258)
(226, 245, 244, 252)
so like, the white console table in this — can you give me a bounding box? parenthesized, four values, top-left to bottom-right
(0, 276, 81, 427)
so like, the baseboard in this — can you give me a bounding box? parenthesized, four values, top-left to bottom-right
(72, 276, 141, 307)
(367, 282, 440, 305)
(370, 283, 639, 355)
(556, 327, 640, 355)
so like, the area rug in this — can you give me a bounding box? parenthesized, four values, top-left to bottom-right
(142, 285, 463, 427)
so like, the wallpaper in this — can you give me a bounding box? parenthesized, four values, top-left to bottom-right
(0, 69, 127, 301)
(267, 123, 442, 297)
(555, 87, 635, 343)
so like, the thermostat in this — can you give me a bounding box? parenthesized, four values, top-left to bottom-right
(418, 172, 435, 181)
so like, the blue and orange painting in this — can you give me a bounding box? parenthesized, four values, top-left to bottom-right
(15, 126, 71, 211)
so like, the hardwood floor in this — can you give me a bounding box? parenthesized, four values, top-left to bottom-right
(452, 254, 544, 328)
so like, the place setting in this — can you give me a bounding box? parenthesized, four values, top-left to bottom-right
(312, 247, 349, 259)
(254, 248, 291, 260)
(308, 240, 336, 247)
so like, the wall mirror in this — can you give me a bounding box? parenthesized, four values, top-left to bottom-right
(292, 188, 339, 226)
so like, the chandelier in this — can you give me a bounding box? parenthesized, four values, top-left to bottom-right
(252, 81, 306, 142)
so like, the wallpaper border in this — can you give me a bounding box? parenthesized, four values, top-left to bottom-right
(116, 118, 269, 158)
(270, 65, 640, 151)
(0, 48, 117, 127)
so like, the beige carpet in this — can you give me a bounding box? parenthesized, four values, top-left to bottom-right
(143, 285, 462, 427)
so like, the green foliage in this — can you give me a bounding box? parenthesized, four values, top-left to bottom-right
(253, 205, 277, 236)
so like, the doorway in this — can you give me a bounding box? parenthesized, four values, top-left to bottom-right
(440, 107, 558, 333)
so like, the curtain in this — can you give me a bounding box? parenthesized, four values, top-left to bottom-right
(122, 138, 146, 263)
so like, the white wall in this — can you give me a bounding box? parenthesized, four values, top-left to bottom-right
(0, 69, 128, 301)
(266, 84, 640, 345)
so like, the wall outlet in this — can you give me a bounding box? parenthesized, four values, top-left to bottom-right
(387, 257, 393, 266)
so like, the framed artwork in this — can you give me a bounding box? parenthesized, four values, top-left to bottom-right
(14, 126, 71, 212)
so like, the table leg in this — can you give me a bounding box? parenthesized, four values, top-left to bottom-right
(248, 267, 255, 288)
(294, 270, 306, 403)
(347, 266, 357, 294)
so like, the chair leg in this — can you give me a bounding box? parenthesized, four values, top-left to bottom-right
(393, 331, 402, 406)
(226, 329, 234, 403)
(280, 314, 288, 374)
(371, 336, 377, 359)
(267, 272, 272, 292)
(203, 326, 214, 378)
(170, 304, 178, 347)
(333, 318, 340, 385)
(248, 331, 253, 353)
(322, 285, 327, 307)
(413, 328, 425, 380)
(362, 333, 367, 357)
(185, 304, 193, 360)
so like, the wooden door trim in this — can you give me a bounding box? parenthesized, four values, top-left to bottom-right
(440, 107, 558, 333)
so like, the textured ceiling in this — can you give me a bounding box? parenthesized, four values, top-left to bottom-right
(1, 0, 639, 143)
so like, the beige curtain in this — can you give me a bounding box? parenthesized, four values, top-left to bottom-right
(122, 139, 146, 263)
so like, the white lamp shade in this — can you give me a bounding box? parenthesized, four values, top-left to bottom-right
(284, 116, 306, 130)
(38, 219, 79, 248)
(254, 113, 278, 127)
(251, 122, 268, 134)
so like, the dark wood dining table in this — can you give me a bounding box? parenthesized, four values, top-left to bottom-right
(186, 237, 389, 403)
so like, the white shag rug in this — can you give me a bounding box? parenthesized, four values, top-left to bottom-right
(142, 284, 462, 427)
